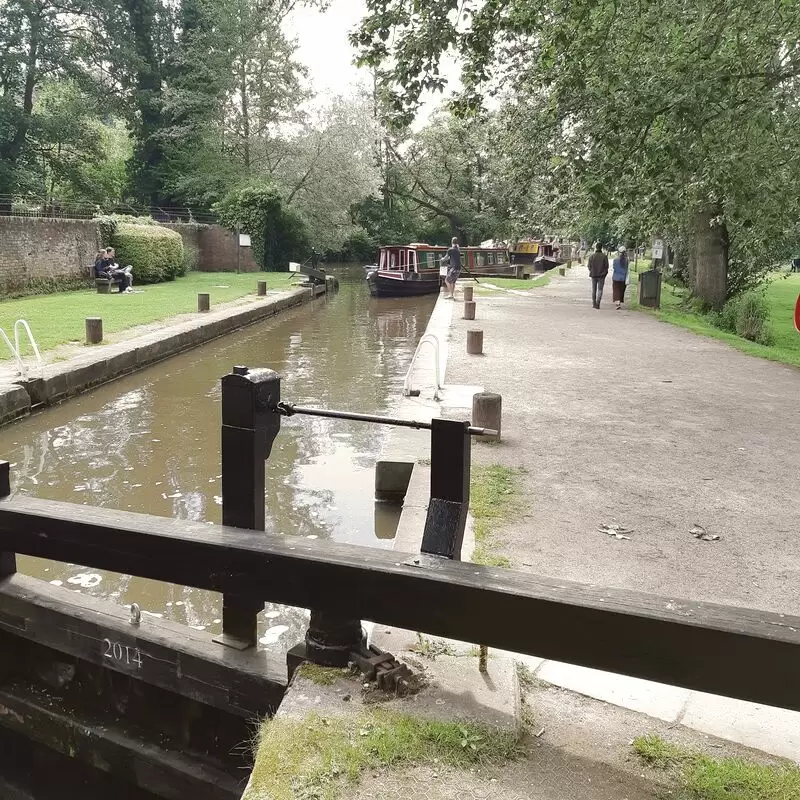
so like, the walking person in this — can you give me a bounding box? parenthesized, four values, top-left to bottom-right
(444, 237, 461, 299)
(587, 242, 609, 309)
(612, 247, 629, 309)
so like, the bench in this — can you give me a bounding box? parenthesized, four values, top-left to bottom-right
(95, 278, 121, 294)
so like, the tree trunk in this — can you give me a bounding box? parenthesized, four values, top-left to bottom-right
(690, 205, 727, 309)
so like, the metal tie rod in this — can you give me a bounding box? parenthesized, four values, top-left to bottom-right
(273, 402, 497, 437)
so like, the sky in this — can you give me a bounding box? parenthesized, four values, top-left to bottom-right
(287, 0, 371, 97)
(286, 0, 460, 120)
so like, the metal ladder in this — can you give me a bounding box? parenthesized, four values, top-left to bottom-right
(403, 333, 443, 401)
(0, 320, 43, 380)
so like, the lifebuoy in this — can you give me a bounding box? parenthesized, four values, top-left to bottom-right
(795, 294, 800, 334)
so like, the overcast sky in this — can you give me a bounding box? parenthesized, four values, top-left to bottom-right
(287, 0, 459, 119)
(288, 0, 370, 97)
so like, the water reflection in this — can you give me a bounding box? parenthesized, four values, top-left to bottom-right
(0, 265, 435, 650)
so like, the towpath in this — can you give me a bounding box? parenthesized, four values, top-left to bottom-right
(447, 268, 800, 615)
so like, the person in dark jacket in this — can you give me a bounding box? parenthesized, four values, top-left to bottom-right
(587, 242, 610, 309)
(443, 237, 462, 299)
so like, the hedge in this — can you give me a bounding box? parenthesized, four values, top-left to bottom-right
(111, 223, 184, 284)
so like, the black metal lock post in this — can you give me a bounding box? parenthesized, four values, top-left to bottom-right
(420, 418, 471, 560)
(0, 461, 14, 578)
(215, 365, 281, 650)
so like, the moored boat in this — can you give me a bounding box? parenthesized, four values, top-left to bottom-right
(366, 243, 514, 297)
(509, 239, 565, 272)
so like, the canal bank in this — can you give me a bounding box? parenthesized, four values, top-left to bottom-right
(405, 273, 800, 764)
(0, 283, 325, 426)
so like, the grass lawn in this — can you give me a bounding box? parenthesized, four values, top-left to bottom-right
(0, 271, 295, 355)
(473, 266, 561, 293)
(630, 271, 800, 368)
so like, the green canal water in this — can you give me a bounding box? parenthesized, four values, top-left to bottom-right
(0, 265, 436, 649)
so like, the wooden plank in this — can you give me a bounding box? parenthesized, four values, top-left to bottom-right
(0, 574, 285, 717)
(0, 683, 243, 800)
(0, 496, 799, 710)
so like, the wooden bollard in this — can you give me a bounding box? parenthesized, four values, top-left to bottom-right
(85, 317, 103, 345)
(463, 300, 476, 320)
(472, 391, 501, 441)
(257, 280, 267, 296)
(558, 267, 566, 276)
(463, 285, 474, 302)
(198, 293, 210, 312)
(466, 329, 483, 355)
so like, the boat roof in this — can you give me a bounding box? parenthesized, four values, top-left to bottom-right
(380, 243, 507, 251)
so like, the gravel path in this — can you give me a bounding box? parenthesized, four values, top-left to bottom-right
(445, 269, 800, 614)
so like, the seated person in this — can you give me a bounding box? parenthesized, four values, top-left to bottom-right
(100, 248, 134, 293)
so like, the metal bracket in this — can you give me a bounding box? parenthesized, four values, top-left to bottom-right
(349, 643, 418, 697)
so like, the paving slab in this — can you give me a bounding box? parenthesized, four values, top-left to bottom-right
(535, 660, 689, 723)
(680, 691, 800, 763)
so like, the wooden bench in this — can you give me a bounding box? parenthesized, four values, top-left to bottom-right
(95, 278, 119, 294)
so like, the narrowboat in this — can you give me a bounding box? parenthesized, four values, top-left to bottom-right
(509, 239, 565, 271)
(366, 243, 514, 297)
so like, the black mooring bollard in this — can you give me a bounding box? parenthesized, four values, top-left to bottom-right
(0, 461, 15, 578)
(214, 365, 281, 650)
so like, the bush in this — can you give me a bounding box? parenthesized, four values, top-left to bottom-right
(734, 292, 774, 345)
(711, 297, 740, 333)
(111, 223, 184, 284)
(709, 292, 773, 344)
(214, 183, 309, 271)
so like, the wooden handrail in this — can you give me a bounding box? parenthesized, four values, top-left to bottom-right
(0, 495, 798, 711)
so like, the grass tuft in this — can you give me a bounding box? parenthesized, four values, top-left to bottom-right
(249, 710, 521, 800)
(633, 734, 800, 799)
(296, 663, 352, 687)
(633, 734, 688, 769)
(469, 464, 523, 567)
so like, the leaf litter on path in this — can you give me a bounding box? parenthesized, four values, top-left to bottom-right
(599, 522, 633, 540)
(689, 524, 720, 542)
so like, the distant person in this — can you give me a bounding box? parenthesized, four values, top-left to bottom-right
(444, 237, 461, 299)
(93, 250, 124, 292)
(587, 242, 609, 309)
(103, 247, 134, 293)
(792, 257, 800, 273)
(612, 247, 629, 309)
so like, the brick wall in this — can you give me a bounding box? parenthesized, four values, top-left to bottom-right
(160, 223, 259, 272)
(0, 218, 259, 294)
(198, 225, 259, 272)
(0, 217, 100, 293)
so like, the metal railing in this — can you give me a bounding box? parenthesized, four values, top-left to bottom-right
(403, 333, 443, 400)
(0, 320, 43, 380)
(0, 195, 217, 225)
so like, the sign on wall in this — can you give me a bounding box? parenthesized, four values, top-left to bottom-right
(239, 233, 251, 247)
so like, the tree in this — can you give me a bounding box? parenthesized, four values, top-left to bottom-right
(0, 0, 96, 208)
(268, 93, 382, 252)
(215, 183, 310, 270)
(353, 0, 800, 305)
